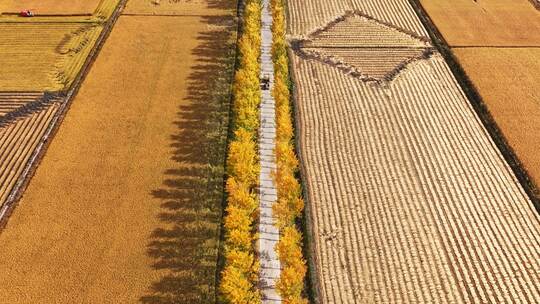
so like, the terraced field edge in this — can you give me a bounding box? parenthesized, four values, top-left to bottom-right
(408, 0, 540, 215)
(0, 0, 128, 229)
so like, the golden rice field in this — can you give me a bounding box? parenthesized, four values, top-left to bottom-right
(419, 0, 540, 46)
(0, 0, 119, 21)
(0, 0, 237, 301)
(420, 0, 540, 193)
(0, 93, 62, 209)
(0, 23, 102, 91)
(0, 0, 100, 15)
(289, 0, 540, 302)
(124, 0, 232, 16)
(0, 0, 120, 221)
(453, 48, 540, 188)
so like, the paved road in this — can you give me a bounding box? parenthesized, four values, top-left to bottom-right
(258, 0, 282, 302)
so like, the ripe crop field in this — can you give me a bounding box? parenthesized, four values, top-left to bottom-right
(0, 4, 236, 303)
(124, 0, 231, 16)
(0, 23, 102, 91)
(453, 48, 540, 188)
(420, 1, 540, 191)
(289, 0, 540, 302)
(419, 0, 540, 46)
(0, 0, 119, 217)
(0, 0, 100, 15)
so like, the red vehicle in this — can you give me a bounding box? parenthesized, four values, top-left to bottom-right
(19, 10, 34, 17)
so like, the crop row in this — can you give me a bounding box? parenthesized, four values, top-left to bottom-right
(0, 93, 44, 117)
(0, 93, 61, 210)
(219, 0, 262, 302)
(302, 14, 429, 48)
(94, 0, 121, 20)
(301, 47, 428, 81)
(291, 50, 540, 303)
(0, 23, 101, 91)
(287, 0, 428, 38)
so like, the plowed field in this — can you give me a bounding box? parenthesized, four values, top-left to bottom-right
(0, 12, 236, 304)
(289, 0, 540, 303)
(0, 0, 100, 15)
(419, 0, 540, 46)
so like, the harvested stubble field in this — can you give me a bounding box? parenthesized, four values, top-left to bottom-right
(419, 0, 540, 46)
(289, 0, 540, 303)
(0, 6, 236, 303)
(288, 0, 429, 38)
(124, 0, 232, 16)
(0, 0, 100, 15)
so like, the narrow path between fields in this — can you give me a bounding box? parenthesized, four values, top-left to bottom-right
(258, 0, 281, 303)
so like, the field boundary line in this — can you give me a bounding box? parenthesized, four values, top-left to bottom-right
(408, 0, 540, 214)
(0, 0, 129, 229)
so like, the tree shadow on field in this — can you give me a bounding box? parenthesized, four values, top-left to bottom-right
(140, 14, 237, 304)
(206, 0, 236, 11)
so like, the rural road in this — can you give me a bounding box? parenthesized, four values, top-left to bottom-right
(258, 0, 282, 302)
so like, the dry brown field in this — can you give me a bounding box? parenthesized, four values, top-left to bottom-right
(124, 0, 232, 16)
(453, 47, 540, 186)
(0, 0, 100, 15)
(0, 11, 235, 303)
(289, 0, 540, 303)
(419, 0, 540, 46)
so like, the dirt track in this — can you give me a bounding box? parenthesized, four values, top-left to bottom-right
(0, 7, 235, 303)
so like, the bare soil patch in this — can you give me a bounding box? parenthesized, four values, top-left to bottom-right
(0, 0, 100, 15)
(0, 14, 235, 303)
(420, 0, 540, 46)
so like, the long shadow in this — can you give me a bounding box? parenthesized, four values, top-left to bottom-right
(140, 15, 236, 304)
(0, 92, 64, 128)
